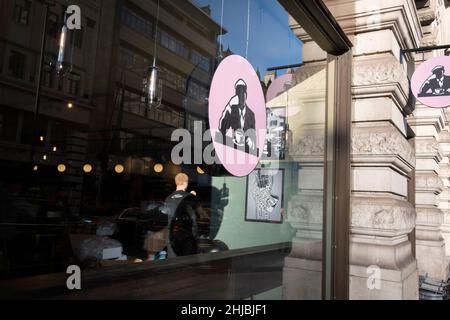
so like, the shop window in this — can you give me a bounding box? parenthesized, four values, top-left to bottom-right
(12, 0, 30, 25)
(0, 0, 350, 301)
(8, 50, 26, 79)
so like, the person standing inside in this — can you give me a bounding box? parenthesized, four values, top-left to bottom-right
(164, 173, 199, 258)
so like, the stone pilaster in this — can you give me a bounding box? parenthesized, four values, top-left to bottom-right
(438, 127, 450, 262)
(408, 108, 447, 280)
(408, 0, 450, 281)
(324, 0, 421, 299)
(268, 61, 328, 300)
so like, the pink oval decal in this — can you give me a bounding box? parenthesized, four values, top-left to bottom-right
(266, 73, 293, 102)
(208, 55, 266, 177)
(411, 56, 450, 108)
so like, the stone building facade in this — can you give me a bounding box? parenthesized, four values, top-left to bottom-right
(283, 0, 450, 299)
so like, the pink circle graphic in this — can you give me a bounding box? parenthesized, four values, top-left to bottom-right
(208, 55, 266, 177)
(411, 56, 450, 108)
(266, 73, 293, 102)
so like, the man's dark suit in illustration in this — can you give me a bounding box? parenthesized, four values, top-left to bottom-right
(419, 65, 450, 97)
(216, 79, 257, 155)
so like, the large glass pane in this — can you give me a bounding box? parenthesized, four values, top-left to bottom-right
(0, 0, 330, 300)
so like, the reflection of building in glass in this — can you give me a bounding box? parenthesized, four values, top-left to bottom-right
(0, 0, 224, 217)
(267, 62, 327, 300)
(88, 0, 224, 212)
(264, 108, 288, 160)
(1, 0, 450, 302)
(0, 0, 103, 217)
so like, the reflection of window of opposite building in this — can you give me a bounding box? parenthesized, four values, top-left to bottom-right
(119, 46, 209, 101)
(121, 5, 212, 72)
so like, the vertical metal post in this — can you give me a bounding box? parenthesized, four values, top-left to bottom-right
(30, 2, 50, 164)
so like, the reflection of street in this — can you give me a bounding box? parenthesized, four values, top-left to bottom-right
(0, 0, 223, 279)
(265, 62, 328, 299)
(0, 195, 76, 278)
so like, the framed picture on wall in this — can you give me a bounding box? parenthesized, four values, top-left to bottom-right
(245, 168, 284, 224)
(262, 107, 288, 161)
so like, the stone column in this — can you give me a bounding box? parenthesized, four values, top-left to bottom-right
(408, 0, 450, 281)
(438, 127, 450, 262)
(323, 0, 422, 299)
(283, 0, 422, 299)
(408, 107, 447, 280)
(267, 60, 328, 300)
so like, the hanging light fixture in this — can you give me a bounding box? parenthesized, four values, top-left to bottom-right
(143, 0, 162, 109)
(56, 11, 74, 77)
(144, 58, 162, 109)
(56, 14, 68, 76)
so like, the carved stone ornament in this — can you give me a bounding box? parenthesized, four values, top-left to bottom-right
(415, 138, 442, 157)
(416, 208, 445, 226)
(352, 125, 415, 167)
(415, 174, 444, 191)
(291, 135, 325, 157)
(351, 197, 416, 236)
(287, 194, 323, 225)
(352, 57, 409, 95)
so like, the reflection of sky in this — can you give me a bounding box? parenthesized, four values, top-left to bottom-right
(196, 0, 303, 78)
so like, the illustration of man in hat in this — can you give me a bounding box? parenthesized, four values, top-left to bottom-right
(217, 79, 257, 155)
(419, 65, 450, 97)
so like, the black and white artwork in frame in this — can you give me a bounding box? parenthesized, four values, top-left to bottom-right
(245, 168, 284, 223)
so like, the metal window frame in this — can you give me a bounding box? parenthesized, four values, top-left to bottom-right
(278, 0, 353, 300)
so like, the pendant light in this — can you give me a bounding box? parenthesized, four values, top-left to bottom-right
(144, 0, 163, 109)
(56, 11, 74, 77)
(56, 23, 67, 75)
(144, 57, 162, 109)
